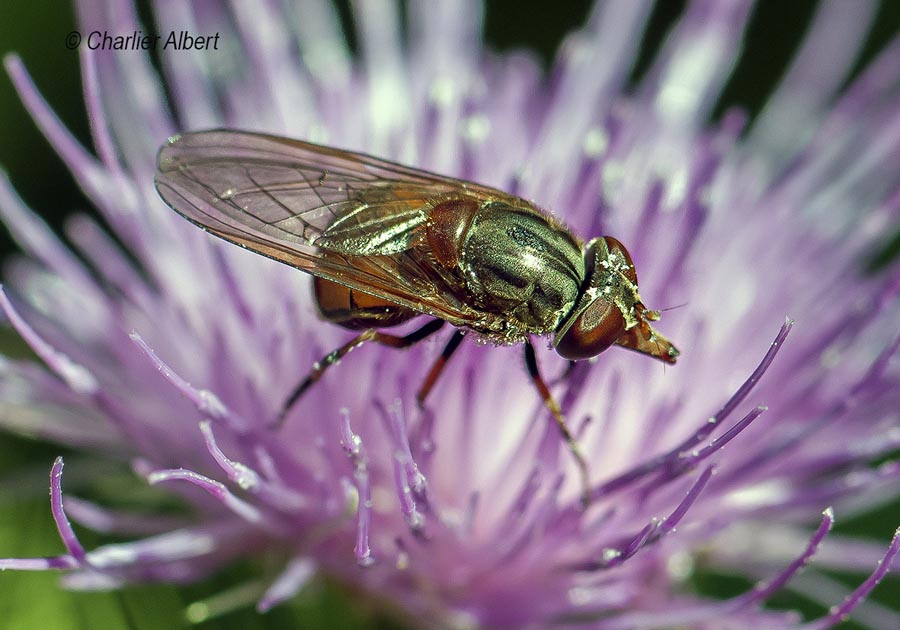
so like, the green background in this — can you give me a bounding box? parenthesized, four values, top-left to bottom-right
(1, 1, 899, 628)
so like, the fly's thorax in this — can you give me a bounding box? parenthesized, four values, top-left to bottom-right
(457, 201, 585, 333)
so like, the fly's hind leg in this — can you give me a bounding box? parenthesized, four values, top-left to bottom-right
(277, 319, 446, 426)
(524, 340, 591, 507)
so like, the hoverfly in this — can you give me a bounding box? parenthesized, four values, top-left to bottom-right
(154, 129, 678, 504)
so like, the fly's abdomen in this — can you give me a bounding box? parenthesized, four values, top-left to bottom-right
(314, 277, 419, 329)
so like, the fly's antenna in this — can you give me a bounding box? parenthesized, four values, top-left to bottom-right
(644, 302, 687, 323)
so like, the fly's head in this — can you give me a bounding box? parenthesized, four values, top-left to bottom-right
(553, 237, 679, 363)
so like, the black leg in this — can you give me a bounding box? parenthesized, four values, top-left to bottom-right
(277, 319, 446, 426)
(524, 341, 591, 506)
(416, 330, 465, 407)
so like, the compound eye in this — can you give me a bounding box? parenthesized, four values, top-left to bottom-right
(555, 298, 626, 360)
(601, 237, 637, 285)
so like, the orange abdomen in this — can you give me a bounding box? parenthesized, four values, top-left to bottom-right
(314, 277, 418, 329)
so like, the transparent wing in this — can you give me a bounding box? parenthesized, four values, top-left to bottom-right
(154, 129, 514, 324)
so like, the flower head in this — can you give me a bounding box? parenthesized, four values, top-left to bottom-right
(2, 1, 900, 628)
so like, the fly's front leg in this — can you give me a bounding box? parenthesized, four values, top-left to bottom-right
(524, 340, 591, 507)
(277, 319, 446, 426)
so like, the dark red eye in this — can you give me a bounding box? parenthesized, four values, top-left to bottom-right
(554, 297, 626, 360)
(602, 237, 637, 285)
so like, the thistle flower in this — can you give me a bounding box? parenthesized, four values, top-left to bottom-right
(2, 1, 900, 628)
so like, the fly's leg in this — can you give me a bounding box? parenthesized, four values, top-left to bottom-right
(416, 330, 465, 407)
(524, 341, 591, 507)
(277, 319, 446, 426)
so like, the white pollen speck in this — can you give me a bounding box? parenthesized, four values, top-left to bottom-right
(358, 555, 375, 568)
(666, 552, 694, 581)
(725, 481, 790, 508)
(429, 77, 456, 106)
(233, 463, 257, 490)
(602, 548, 622, 561)
(582, 127, 609, 157)
(461, 115, 490, 143)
